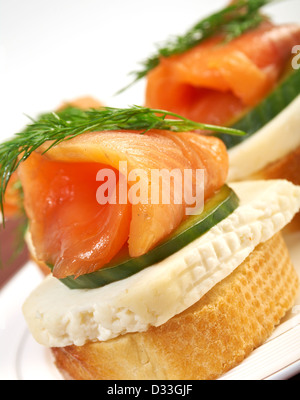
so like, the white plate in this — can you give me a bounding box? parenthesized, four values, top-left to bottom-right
(0, 0, 299, 381)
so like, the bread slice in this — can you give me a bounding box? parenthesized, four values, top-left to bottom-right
(250, 146, 300, 232)
(51, 232, 299, 380)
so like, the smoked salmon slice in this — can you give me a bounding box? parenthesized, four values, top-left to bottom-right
(145, 22, 300, 126)
(18, 130, 228, 279)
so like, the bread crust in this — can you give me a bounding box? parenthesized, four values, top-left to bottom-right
(31, 256, 51, 276)
(51, 232, 299, 380)
(250, 145, 300, 232)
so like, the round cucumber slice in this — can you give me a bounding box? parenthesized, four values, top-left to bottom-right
(216, 68, 300, 149)
(53, 185, 239, 289)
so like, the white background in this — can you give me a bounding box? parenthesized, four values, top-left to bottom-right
(1, 0, 300, 142)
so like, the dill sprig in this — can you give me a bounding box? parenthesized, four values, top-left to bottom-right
(0, 105, 245, 220)
(118, 0, 278, 93)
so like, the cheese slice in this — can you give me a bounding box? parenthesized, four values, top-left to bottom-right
(228, 95, 300, 182)
(22, 180, 300, 348)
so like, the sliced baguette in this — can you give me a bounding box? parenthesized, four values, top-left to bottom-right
(51, 232, 299, 380)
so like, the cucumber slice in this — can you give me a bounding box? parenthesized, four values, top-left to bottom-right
(215, 68, 300, 149)
(53, 185, 239, 290)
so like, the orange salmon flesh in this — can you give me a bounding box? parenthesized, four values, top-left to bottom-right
(145, 22, 300, 126)
(18, 130, 228, 279)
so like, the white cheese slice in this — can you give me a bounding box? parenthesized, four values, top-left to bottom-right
(228, 95, 300, 182)
(22, 180, 300, 348)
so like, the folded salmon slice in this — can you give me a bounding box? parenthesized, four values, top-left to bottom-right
(18, 130, 228, 279)
(145, 22, 300, 126)
(3, 171, 22, 218)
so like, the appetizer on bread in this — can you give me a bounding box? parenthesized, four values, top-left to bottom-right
(124, 0, 300, 228)
(1, 103, 299, 380)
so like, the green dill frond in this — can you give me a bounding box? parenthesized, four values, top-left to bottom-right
(0, 105, 245, 220)
(118, 0, 280, 93)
